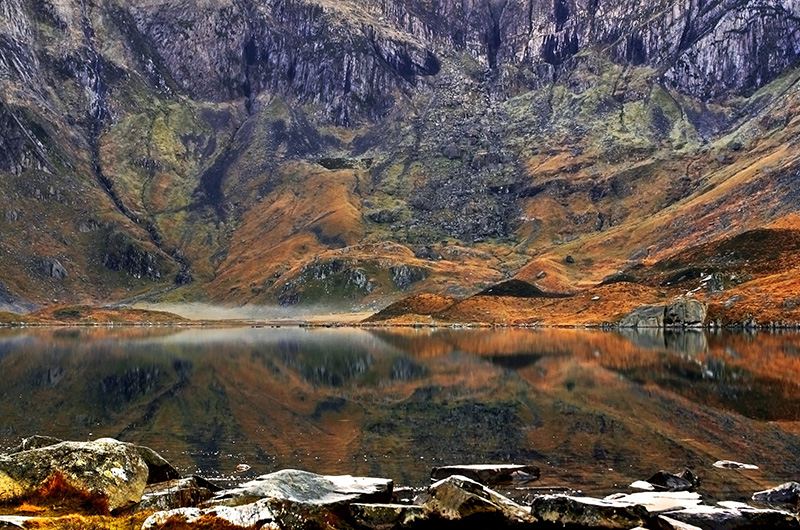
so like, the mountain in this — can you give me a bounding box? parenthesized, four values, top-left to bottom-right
(1, 0, 799, 315)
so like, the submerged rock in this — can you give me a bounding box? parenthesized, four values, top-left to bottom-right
(641, 469, 700, 492)
(0, 438, 149, 512)
(431, 464, 540, 486)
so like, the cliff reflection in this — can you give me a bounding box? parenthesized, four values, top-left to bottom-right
(0, 326, 799, 500)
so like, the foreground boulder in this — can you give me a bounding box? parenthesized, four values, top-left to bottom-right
(431, 464, 540, 486)
(146, 470, 393, 530)
(423, 475, 532, 523)
(0, 438, 149, 512)
(7, 435, 180, 485)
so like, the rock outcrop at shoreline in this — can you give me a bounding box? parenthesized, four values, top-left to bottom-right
(1, 437, 800, 529)
(620, 300, 707, 329)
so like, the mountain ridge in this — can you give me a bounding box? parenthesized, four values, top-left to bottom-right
(1, 0, 799, 318)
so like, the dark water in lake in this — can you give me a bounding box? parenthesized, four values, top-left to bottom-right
(1, 326, 800, 501)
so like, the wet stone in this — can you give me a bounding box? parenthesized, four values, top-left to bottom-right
(431, 464, 540, 486)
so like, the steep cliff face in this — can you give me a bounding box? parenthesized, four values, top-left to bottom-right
(0, 0, 799, 309)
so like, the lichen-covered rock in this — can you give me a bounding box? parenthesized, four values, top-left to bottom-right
(8, 436, 180, 486)
(0, 438, 149, 512)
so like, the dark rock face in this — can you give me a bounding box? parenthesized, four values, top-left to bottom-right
(1, 0, 800, 307)
(102, 231, 168, 281)
(127, 0, 440, 125)
(41, 258, 67, 280)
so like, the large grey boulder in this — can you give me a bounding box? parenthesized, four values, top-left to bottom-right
(620, 300, 707, 328)
(620, 305, 666, 328)
(208, 469, 393, 508)
(8, 436, 180, 485)
(0, 438, 149, 512)
(665, 300, 707, 327)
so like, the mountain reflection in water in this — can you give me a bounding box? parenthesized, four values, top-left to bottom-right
(1, 326, 800, 501)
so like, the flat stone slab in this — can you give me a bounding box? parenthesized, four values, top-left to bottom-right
(208, 469, 393, 507)
(431, 464, 540, 485)
(662, 503, 800, 530)
(142, 501, 279, 530)
(713, 460, 758, 470)
(604, 491, 702, 512)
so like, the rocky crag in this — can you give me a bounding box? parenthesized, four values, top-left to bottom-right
(1, 0, 800, 314)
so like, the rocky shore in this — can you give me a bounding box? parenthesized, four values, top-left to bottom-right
(2, 437, 800, 529)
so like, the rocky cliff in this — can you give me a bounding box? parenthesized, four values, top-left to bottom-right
(0, 0, 799, 310)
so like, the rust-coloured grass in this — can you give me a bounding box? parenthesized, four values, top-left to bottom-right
(7, 472, 110, 516)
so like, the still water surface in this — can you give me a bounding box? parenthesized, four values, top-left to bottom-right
(1, 326, 800, 500)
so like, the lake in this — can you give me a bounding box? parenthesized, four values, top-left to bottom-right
(1, 325, 799, 501)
